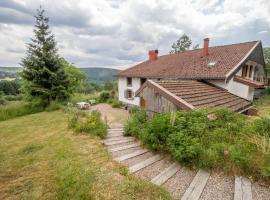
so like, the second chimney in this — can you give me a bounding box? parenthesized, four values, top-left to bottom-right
(149, 49, 158, 61)
(203, 38, 209, 56)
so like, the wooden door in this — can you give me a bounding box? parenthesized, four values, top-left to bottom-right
(140, 97, 146, 108)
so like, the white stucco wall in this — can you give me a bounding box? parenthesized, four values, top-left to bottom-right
(118, 77, 141, 106)
(207, 69, 255, 101)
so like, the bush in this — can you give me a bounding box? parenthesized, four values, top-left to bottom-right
(99, 91, 110, 103)
(111, 99, 121, 108)
(124, 109, 147, 137)
(68, 110, 107, 139)
(140, 113, 172, 151)
(167, 132, 201, 164)
(124, 108, 270, 181)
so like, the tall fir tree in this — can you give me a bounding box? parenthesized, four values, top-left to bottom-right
(21, 7, 70, 105)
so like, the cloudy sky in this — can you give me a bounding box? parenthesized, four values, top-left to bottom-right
(0, 0, 270, 69)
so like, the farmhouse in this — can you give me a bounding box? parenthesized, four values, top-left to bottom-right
(117, 39, 267, 114)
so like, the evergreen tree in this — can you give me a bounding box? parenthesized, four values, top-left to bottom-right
(21, 7, 70, 105)
(170, 34, 192, 54)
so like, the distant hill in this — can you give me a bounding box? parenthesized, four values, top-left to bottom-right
(0, 67, 20, 80)
(79, 67, 120, 83)
(0, 66, 120, 83)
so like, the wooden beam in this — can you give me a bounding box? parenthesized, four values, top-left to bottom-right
(181, 169, 210, 200)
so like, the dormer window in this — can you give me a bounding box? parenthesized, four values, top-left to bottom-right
(127, 77, 132, 86)
(242, 64, 253, 79)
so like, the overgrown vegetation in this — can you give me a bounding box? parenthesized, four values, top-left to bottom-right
(125, 108, 270, 183)
(0, 101, 44, 121)
(68, 110, 108, 139)
(0, 110, 171, 199)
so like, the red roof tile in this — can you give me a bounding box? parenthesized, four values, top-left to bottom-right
(118, 41, 259, 79)
(136, 80, 252, 112)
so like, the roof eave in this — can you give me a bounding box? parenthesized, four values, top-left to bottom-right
(225, 40, 261, 82)
(135, 80, 194, 111)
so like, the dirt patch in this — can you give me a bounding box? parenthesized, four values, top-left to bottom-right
(90, 104, 129, 128)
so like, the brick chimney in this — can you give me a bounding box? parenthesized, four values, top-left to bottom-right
(149, 49, 158, 61)
(203, 38, 209, 56)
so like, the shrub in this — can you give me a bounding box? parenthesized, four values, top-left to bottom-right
(167, 132, 201, 165)
(140, 113, 172, 151)
(124, 108, 270, 181)
(124, 109, 147, 137)
(68, 110, 107, 139)
(111, 99, 121, 108)
(99, 91, 110, 103)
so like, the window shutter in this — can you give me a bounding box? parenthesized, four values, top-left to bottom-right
(124, 90, 127, 98)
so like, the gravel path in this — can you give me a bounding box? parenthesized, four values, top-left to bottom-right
(200, 171, 234, 200)
(252, 182, 270, 200)
(162, 167, 196, 199)
(135, 157, 173, 181)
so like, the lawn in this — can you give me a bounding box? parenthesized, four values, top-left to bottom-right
(0, 111, 171, 200)
(254, 94, 270, 117)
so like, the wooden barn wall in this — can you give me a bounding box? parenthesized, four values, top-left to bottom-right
(140, 87, 178, 113)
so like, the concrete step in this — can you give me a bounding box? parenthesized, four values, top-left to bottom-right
(234, 176, 252, 200)
(103, 138, 135, 146)
(109, 143, 141, 152)
(181, 169, 210, 200)
(115, 149, 149, 162)
(151, 162, 180, 186)
(129, 155, 163, 174)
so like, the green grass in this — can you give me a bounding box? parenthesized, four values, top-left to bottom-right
(254, 94, 270, 117)
(0, 111, 171, 200)
(0, 101, 43, 121)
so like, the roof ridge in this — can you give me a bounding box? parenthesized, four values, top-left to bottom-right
(157, 40, 259, 58)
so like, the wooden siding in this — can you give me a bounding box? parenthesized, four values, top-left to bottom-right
(139, 87, 178, 114)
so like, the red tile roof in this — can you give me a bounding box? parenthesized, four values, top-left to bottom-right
(136, 80, 252, 112)
(118, 41, 259, 79)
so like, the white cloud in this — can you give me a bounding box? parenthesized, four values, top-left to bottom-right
(0, 0, 269, 68)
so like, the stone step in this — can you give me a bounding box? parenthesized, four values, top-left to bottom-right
(151, 162, 180, 186)
(114, 149, 149, 162)
(109, 143, 141, 152)
(103, 136, 133, 142)
(234, 176, 252, 200)
(181, 169, 210, 200)
(129, 155, 163, 174)
(103, 138, 135, 146)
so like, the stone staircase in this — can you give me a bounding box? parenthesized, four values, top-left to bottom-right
(103, 128, 270, 200)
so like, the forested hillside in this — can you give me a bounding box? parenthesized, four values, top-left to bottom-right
(79, 67, 119, 83)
